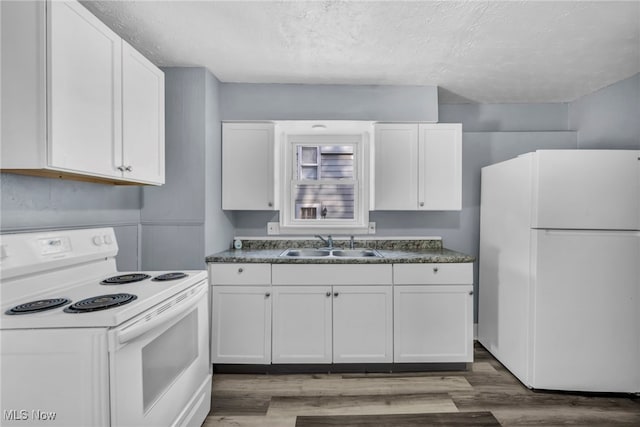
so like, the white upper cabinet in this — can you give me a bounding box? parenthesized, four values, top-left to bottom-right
(48, 0, 123, 179)
(122, 41, 165, 184)
(0, 0, 164, 185)
(374, 124, 419, 210)
(222, 122, 275, 210)
(374, 123, 462, 211)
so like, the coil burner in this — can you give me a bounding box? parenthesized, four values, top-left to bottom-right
(64, 294, 137, 313)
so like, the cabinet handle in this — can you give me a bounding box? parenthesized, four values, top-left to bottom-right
(333, 292, 339, 298)
(238, 268, 244, 273)
(117, 166, 125, 172)
(419, 202, 425, 207)
(325, 292, 331, 297)
(265, 292, 271, 298)
(433, 267, 439, 273)
(125, 166, 133, 172)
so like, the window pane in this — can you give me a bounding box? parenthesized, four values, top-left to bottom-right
(300, 147, 318, 164)
(294, 184, 355, 220)
(320, 146, 353, 179)
(300, 166, 318, 180)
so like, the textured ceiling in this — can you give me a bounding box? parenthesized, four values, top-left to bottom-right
(81, 0, 640, 103)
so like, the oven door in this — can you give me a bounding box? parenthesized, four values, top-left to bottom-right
(108, 281, 211, 427)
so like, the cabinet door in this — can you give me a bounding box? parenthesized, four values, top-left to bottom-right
(373, 124, 418, 210)
(222, 123, 275, 210)
(272, 286, 332, 363)
(211, 286, 272, 364)
(394, 285, 473, 363)
(418, 124, 462, 210)
(333, 286, 393, 363)
(48, 0, 122, 178)
(122, 41, 165, 185)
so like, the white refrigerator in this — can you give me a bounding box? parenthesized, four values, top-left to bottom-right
(478, 149, 640, 393)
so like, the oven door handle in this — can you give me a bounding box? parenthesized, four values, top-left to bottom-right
(116, 285, 207, 345)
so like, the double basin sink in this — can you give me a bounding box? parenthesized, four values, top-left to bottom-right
(280, 248, 383, 258)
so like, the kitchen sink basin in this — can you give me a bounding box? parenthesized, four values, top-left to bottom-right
(280, 249, 331, 257)
(279, 248, 383, 258)
(331, 249, 381, 258)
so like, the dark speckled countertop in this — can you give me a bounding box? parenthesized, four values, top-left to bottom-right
(206, 239, 475, 264)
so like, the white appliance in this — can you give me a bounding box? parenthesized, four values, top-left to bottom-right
(478, 149, 640, 393)
(0, 228, 211, 426)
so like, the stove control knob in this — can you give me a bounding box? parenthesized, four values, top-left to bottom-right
(92, 236, 104, 246)
(103, 235, 113, 245)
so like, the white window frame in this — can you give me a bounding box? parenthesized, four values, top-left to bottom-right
(276, 121, 373, 235)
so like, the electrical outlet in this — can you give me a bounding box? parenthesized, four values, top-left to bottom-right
(267, 222, 280, 235)
(368, 222, 376, 234)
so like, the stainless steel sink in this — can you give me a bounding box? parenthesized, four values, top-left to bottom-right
(279, 248, 382, 258)
(280, 248, 331, 257)
(331, 249, 382, 258)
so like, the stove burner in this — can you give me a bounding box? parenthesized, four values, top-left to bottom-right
(152, 272, 188, 282)
(100, 273, 150, 285)
(64, 294, 137, 313)
(5, 298, 71, 315)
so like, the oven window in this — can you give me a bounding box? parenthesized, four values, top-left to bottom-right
(142, 310, 198, 412)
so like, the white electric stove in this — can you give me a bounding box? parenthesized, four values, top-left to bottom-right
(0, 228, 211, 427)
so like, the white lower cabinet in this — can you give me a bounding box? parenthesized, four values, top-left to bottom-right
(272, 286, 333, 364)
(394, 285, 473, 363)
(271, 285, 393, 364)
(393, 263, 474, 363)
(211, 286, 272, 364)
(210, 262, 473, 366)
(332, 285, 393, 363)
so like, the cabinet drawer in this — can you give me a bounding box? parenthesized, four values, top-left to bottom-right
(393, 263, 472, 285)
(210, 263, 271, 285)
(272, 264, 392, 285)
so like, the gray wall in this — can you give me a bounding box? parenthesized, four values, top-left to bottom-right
(221, 83, 439, 122)
(0, 173, 141, 270)
(140, 67, 235, 270)
(569, 73, 640, 149)
(204, 70, 236, 257)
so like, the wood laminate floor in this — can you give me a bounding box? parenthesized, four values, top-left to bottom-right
(203, 343, 640, 426)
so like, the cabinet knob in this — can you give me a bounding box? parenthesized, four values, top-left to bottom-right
(469, 290, 474, 296)
(326, 291, 331, 297)
(124, 166, 133, 172)
(117, 166, 125, 172)
(268, 202, 273, 207)
(419, 202, 425, 207)
(333, 292, 339, 298)
(265, 292, 271, 298)
(238, 267, 244, 273)
(433, 267, 439, 273)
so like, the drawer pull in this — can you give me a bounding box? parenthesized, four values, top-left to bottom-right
(326, 292, 331, 297)
(265, 292, 271, 298)
(238, 267, 244, 273)
(433, 267, 439, 273)
(333, 292, 339, 298)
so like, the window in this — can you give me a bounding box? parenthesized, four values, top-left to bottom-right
(278, 121, 372, 233)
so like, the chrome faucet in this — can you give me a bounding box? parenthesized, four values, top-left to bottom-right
(315, 235, 333, 249)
